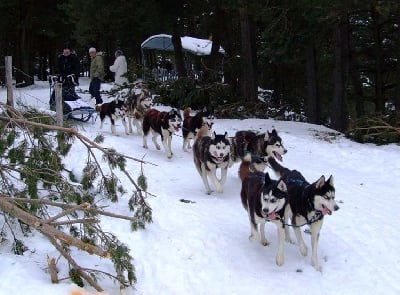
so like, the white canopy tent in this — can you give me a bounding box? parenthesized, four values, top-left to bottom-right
(141, 34, 225, 56)
(140, 34, 225, 80)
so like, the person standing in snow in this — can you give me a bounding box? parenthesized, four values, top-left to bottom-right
(89, 47, 105, 105)
(57, 44, 80, 85)
(49, 44, 80, 109)
(109, 49, 128, 86)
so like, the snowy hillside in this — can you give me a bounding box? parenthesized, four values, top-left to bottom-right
(0, 78, 399, 295)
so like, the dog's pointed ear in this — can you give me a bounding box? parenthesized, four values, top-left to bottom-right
(212, 131, 216, 139)
(264, 132, 270, 141)
(315, 175, 326, 188)
(277, 180, 287, 192)
(327, 175, 334, 186)
(224, 131, 228, 139)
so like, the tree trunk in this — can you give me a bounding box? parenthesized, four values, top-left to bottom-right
(172, 23, 187, 78)
(15, 2, 34, 88)
(331, 17, 349, 132)
(305, 43, 320, 124)
(348, 28, 365, 118)
(371, 7, 384, 113)
(203, 7, 224, 82)
(394, 21, 400, 114)
(220, 10, 240, 97)
(238, 5, 257, 102)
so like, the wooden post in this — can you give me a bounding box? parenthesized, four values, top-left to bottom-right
(55, 83, 63, 127)
(5, 56, 13, 108)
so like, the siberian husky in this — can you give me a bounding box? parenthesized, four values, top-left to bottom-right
(182, 107, 215, 152)
(232, 129, 287, 181)
(96, 98, 128, 135)
(268, 157, 339, 271)
(193, 128, 231, 194)
(125, 89, 153, 135)
(240, 171, 288, 266)
(142, 108, 182, 158)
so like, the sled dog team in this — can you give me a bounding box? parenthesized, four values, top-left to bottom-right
(96, 92, 340, 272)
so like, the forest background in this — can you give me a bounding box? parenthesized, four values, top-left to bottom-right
(1, 0, 400, 136)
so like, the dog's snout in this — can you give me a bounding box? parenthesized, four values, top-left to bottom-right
(262, 208, 269, 214)
(334, 205, 340, 211)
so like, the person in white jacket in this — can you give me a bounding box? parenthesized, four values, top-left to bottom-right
(109, 49, 128, 86)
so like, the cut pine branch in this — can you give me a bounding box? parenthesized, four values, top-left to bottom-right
(0, 197, 108, 257)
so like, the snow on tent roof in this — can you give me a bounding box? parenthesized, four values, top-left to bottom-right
(141, 34, 225, 56)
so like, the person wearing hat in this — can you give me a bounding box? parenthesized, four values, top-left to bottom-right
(109, 49, 128, 86)
(88, 47, 105, 105)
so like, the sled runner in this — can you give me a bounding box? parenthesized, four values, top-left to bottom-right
(63, 99, 95, 123)
(49, 75, 95, 123)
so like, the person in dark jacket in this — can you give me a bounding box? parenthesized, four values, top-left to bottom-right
(57, 44, 80, 86)
(50, 44, 80, 109)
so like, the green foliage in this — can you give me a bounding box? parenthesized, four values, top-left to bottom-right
(0, 105, 152, 291)
(69, 269, 84, 287)
(109, 242, 136, 286)
(81, 162, 98, 190)
(129, 191, 153, 231)
(154, 78, 234, 109)
(102, 176, 118, 202)
(12, 239, 28, 255)
(137, 174, 147, 192)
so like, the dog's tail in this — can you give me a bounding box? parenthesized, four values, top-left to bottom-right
(183, 107, 192, 119)
(268, 156, 290, 179)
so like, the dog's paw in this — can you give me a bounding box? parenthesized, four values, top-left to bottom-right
(285, 237, 295, 244)
(261, 240, 270, 246)
(299, 244, 308, 256)
(312, 262, 322, 272)
(249, 234, 257, 242)
(276, 255, 284, 266)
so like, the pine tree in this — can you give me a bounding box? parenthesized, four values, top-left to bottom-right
(0, 102, 153, 292)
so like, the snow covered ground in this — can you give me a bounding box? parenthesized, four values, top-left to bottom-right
(0, 78, 399, 295)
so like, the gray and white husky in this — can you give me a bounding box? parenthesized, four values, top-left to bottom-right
(268, 157, 339, 271)
(193, 128, 231, 194)
(126, 89, 153, 135)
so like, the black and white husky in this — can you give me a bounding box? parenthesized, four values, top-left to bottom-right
(230, 129, 287, 180)
(231, 129, 287, 163)
(193, 128, 231, 194)
(240, 171, 288, 266)
(96, 98, 128, 135)
(142, 108, 182, 159)
(125, 89, 153, 135)
(182, 107, 215, 152)
(268, 157, 339, 271)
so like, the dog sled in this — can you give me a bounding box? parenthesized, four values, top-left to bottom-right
(49, 75, 95, 123)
